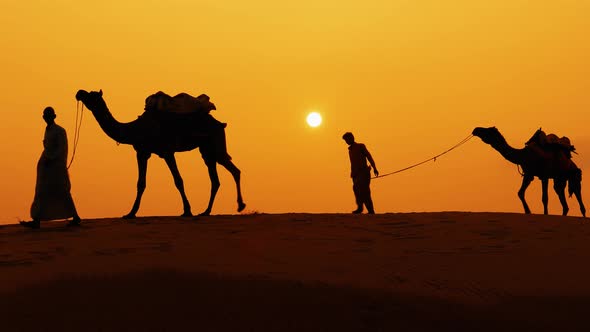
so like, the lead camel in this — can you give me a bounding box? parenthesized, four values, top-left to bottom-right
(75, 89, 245, 218)
(472, 126, 585, 217)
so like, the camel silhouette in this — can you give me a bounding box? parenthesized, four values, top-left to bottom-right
(472, 126, 585, 217)
(75, 89, 245, 218)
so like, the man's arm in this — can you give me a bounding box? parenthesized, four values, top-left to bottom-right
(362, 144, 378, 177)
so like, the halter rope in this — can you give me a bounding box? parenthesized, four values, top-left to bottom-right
(67, 101, 84, 169)
(373, 133, 474, 179)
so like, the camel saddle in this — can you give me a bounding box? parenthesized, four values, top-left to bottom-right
(145, 91, 216, 114)
(526, 128, 576, 158)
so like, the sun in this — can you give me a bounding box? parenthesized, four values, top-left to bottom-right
(306, 112, 322, 127)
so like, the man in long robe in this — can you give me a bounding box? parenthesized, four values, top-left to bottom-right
(21, 107, 81, 228)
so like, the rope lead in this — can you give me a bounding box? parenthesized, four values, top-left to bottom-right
(67, 101, 84, 169)
(373, 133, 474, 179)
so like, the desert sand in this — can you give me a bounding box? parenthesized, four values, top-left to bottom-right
(1, 212, 590, 331)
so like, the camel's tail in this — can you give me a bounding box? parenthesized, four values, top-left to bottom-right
(568, 168, 583, 197)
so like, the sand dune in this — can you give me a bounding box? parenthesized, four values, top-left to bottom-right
(1, 212, 589, 331)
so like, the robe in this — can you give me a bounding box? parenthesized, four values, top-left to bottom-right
(30, 123, 77, 221)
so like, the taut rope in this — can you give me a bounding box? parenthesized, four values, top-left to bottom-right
(67, 101, 84, 169)
(373, 133, 474, 179)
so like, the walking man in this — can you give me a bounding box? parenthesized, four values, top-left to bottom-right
(21, 107, 81, 228)
(342, 132, 378, 214)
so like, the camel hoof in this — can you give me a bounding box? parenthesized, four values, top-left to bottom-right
(199, 211, 211, 216)
(181, 212, 193, 217)
(122, 214, 136, 219)
(237, 202, 246, 212)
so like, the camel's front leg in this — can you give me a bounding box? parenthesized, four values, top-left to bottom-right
(164, 154, 192, 217)
(541, 178, 549, 215)
(553, 179, 569, 216)
(218, 158, 246, 212)
(123, 151, 151, 219)
(201, 160, 220, 216)
(518, 174, 534, 214)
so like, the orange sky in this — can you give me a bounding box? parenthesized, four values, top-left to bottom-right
(1, 1, 589, 223)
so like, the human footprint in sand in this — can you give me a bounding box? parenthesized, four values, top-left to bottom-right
(21, 107, 81, 229)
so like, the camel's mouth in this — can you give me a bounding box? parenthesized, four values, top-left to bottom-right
(472, 127, 496, 137)
(75, 90, 88, 101)
(75, 89, 103, 103)
(472, 127, 484, 137)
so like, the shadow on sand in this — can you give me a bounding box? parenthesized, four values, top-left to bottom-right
(2, 268, 588, 332)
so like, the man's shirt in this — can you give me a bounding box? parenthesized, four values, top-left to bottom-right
(348, 142, 371, 177)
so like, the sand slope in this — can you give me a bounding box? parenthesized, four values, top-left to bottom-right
(1, 212, 589, 331)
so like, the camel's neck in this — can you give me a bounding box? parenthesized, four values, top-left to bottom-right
(89, 104, 136, 145)
(488, 135, 524, 165)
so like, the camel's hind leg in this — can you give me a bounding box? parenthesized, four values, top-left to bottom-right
(210, 127, 246, 213)
(553, 179, 569, 216)
(200, 159, 220, 216)
(574, 191, 586, 218)
(568, 169, 586, 217)
(518, 174, 534, 214)
(541, 178, 549, 215)
(124, 151, 151, 219)
(163, 154, 192, 217)
(218, 158, 246, 212)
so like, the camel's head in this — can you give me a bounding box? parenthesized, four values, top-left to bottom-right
(472, 127, 501, 145)
(75, 89, 106, 112)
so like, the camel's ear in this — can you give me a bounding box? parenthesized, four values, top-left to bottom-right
(99, 89, 103, 96)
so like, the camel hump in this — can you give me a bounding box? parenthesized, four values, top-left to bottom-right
(546, 134, 575, 152)
(145, 91, 216, 114)
(559, 136, 572, 148)
(526, 129, 576, 159)
(546, 133, 559, 144)
(526, 128, 547, 147)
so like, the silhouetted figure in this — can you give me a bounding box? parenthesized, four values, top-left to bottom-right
(21, 107, 81, 229)
(75, 89, 245, 217)
(472, 126, 586, 217)
(342, 132, 378, 214)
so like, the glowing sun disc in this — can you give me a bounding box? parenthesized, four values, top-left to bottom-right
(306, 112, 322, 127)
